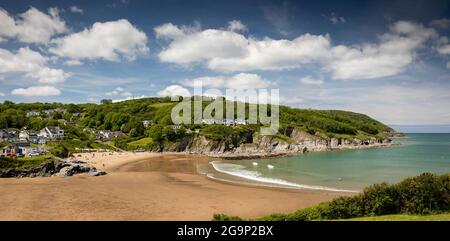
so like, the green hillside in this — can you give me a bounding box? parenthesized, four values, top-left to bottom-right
(0, 97, 395, 154)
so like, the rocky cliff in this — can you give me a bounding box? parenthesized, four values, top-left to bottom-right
(160, 128, 397, 159)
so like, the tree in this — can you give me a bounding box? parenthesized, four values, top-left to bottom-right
(147, 125, 164, 150)
(101, 99, 112, 104)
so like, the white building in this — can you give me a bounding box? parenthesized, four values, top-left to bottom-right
(26, 111, 40, 117)
(39, 126, 65, 139)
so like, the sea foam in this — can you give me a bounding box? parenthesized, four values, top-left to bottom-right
(210, 161, 357, 193)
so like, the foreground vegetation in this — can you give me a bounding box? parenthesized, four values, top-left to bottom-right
(213, 173, 450, 221)
(345, 213, 450, 221)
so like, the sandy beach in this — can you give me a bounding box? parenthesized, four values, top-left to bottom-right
(0, 152, 348, 220)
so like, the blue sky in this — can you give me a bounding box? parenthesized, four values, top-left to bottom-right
(0, 0, 450, 126)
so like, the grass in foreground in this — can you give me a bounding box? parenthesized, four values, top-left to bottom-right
(0, 155, 55, 171)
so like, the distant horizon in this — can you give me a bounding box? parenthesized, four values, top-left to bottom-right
(390, 125, 450, 133)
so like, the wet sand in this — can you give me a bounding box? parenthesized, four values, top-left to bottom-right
(0, 152, 349, 220)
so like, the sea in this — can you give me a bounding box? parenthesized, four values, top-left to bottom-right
(204, 134, 450, 192)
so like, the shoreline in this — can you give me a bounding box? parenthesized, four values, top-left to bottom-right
(0, 151, 350, 220)
(207, 141, 401, 160)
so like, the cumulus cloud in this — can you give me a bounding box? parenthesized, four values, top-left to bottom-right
(300, 76, 324, 85)
(105, 87, 132, 96)
(437, 44, 450, 55)
(0, 47, 69, 84)
(182, 73, 271, 89)
(49, 19, 149, 61)
(157, 85, 191, 97)
(11, 86, 61, 97)
(155, 22, 330, 72)
(328, 21, 437, 80)
(25, 67, 70, 84)
(0, 7, 67, 44)
(70, 6, 84, 14)
(227, 20, 247, 32)
(155, 20, 437, 80)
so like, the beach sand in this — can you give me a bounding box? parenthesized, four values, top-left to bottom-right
(0, 152, 349, 220)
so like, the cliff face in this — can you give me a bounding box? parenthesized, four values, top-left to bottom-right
(161, 128, 395, 158)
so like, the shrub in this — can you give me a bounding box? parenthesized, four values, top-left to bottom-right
(214, 172, 450, 221)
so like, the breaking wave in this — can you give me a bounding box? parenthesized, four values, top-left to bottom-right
(210, 161, 357, 193)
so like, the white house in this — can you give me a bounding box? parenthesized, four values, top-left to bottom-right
(39, 126, 65, 139)
(26, 111, 40, 117)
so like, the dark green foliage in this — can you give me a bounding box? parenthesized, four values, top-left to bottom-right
(48, 143, 69, 158)
(212, 213, 244, 221)
(215, 173, 450, 221)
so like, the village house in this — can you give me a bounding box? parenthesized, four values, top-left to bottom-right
(19, 130, 39, 143)
(26, 111, 40, 117)
(39, 126, 65, 140)
(0, 129, 18, 142)
(98, 130, 124, 141)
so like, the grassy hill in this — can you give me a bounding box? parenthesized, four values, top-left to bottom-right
(0, 97, 395, 154)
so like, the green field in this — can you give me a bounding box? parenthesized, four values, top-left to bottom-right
(127, 137, 153, 149)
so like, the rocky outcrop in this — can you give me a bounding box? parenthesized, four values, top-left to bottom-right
(159, 128, 398, 159)
(0, 160, 106, 178)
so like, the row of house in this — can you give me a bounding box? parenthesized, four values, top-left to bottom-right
(83, 128, 125, 141)
(202, 118, 248, 126)
(1, 143, 45, 158)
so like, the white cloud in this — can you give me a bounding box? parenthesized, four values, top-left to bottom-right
(0, 47, 70, 84)
(63, 59, 83, 66)
(112, 95, 147, 103)
(182, 76, 225, 88)
(328, 21, 437, 80)
(155, 22, 330, 72)
(227, 20, 247, 32)
(157, 85, 191, 97)
(25, 67, 70, 84)
(49, 19, 149, 61)
(300, 76, 324, 85)
(226, 73, 271, 89)
(11, 86, 61, 97)
(447, 62, 450, 69)
(437, 44, 450, 55)
(155, 20, 437, 80)
(430, 18, 450, 29)
(181, 73, 271, 89)
(0, 91, 4, 96)
(70, 6, 84, 14)
(105, 87, 132, 96)
(0, 7, 67, 44)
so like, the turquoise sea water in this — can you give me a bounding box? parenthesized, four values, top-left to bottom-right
(209, 134, 450, 191)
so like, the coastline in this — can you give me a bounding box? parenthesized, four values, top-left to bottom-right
(208, 141, 401, 160)
(0, 151, 351, 220)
